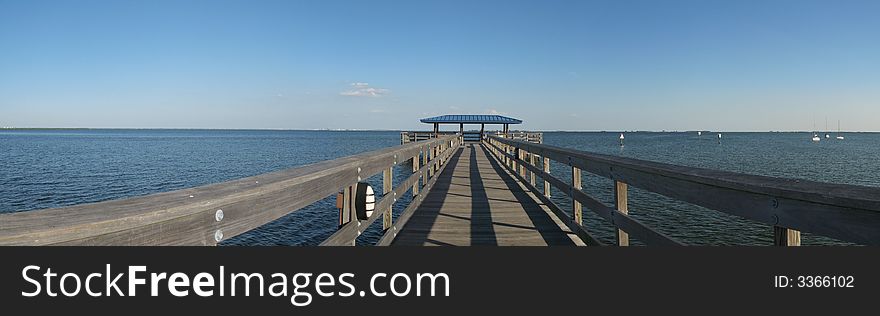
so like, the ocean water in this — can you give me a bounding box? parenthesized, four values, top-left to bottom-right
(1, 129, 876, 245)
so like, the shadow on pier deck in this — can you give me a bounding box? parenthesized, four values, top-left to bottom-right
(392, 144, 582, 246)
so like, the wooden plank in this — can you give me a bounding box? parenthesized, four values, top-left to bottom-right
(615, 181, 629, 246)
(485, 144, 602, 246)
(391, 144, 584, 246)
(377, 141, 459, 246)
(489, 136, 880, 245)
(486, 141, 682, 246)
(322, 137, 459, 246)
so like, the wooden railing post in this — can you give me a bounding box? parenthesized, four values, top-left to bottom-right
(516, 149, 522, 176)
(773, 226, 801, 246)
(412, 154, 420, 196)
(422, 145, 429, 181)
(572, 166, 582, 226)
(338, 185, 353, 228)
(383, 167, 393, 230)
(437, 142, 442, 167)
(529, 152, 536, 186)
(336, 184, 356, 246)
(614, 181, 629, 246)
(543, 156, 551, 198)
(513, 147, 519, 171)
(428, 144, 435, 178)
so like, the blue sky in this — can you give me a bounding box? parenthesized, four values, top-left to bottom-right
(1, 0, 878, 131)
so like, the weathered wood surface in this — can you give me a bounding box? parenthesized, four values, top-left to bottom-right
(489, 135, 880, 245)
(322, 138, 460, 246)
(402, 131, 542, 144)
(486, 139, 682, 246)
(0, 135, 459, 246)
(391, 144, 584, 246)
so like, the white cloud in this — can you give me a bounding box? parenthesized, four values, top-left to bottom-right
(340, 82, 390, 97)
(486, 109, 503, 115)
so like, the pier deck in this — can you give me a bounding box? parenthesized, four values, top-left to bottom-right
(392, 144, 583, 246)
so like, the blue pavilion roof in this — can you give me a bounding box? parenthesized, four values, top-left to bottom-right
(420, 114, 522, 124)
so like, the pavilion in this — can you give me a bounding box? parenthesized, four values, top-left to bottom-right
(419, 114, 522, 137)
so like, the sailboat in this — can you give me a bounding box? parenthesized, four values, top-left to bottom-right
(811, 119, 821, 142)
(836, 120, 845, 140)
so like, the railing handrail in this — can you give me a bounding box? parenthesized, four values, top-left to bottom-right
(487, 135, 880, 245)
(0, 135, 460, 246)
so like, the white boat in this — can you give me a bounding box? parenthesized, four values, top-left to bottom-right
(836, 120, 845, 140)
(697, 131, 702, 136)
(810, 119, 821, 142)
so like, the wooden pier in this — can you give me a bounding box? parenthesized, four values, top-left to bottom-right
(1, 116, 879, 246)
(391, 144, 582, 246)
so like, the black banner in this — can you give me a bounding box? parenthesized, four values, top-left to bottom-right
(1, 247, 876, 314)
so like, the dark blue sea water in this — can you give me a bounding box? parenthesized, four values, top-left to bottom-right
(1, 129, 876, 245)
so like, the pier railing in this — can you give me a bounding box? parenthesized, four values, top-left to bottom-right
(0, 135, 461, 246)
(486, 135, 880, 246)
(400, 131, 457, 144)
(493, 131, 543, 143)
(401, 131, 542, 144)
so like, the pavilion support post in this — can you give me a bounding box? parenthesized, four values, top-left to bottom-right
(459, 123, 463, 135)
(480, 124, 485, 140)
(433, 123, 439, 138)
